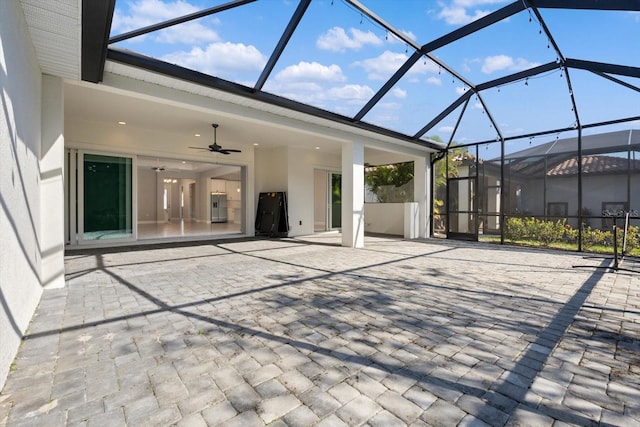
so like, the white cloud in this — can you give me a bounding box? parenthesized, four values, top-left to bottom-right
(368, 110, 401, 127)
(386, 30, 417, 44)
(275, 61, 346, 82)
(392, 88, 407, 99)
(436, 0, 508, 25)
(267, 82, 325, 105)
(354, 51, 440, 81)
(455, 86, 468, 95)
(112, 0, 219, 44)
(481, 55, 512, 73)
(473, 102, 484, 109)
(328, 85, 375, 104)
(481, 55, 540, 74)
(317, 27, 383, 52)
(401, 30, 418, 43)
(438, 6, 490, 25)
(279, 82, 325, 94)
(161, 42, 266, 75)
(411, 59, 441, 75)
(426, 77, 442, 86)
(263, 81, 375, 110)
(155, 24, 219, 45)
(438, 126, 455, 133)
(353, 51, 408, 80)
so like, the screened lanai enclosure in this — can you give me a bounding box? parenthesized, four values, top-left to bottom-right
(91, 0, 640, 252)
(434, 130, 640, 253)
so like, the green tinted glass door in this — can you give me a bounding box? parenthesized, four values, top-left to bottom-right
(82, 154, 133, 241)
(331, 173, 342, 229)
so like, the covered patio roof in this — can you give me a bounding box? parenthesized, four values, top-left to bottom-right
(77, 0, 640, 151)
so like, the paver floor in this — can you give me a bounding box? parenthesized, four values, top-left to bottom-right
(1, 236, 639, 426)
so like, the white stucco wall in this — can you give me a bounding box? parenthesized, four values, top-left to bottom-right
(0, 1, 45, 388)
(363, 203, 404, 235)
(40, 76, 65, 288)
(254, 146, 288, 196)
(253, 146, 341, 237)
(288, 147, 340, 236)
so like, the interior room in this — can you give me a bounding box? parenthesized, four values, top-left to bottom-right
(136, 156, 243, 240)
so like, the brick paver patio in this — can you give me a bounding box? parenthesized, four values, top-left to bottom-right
(1, 236, 639, 426)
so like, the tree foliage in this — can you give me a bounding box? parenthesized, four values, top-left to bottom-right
(364, 161, 414, 203)
(431, 135, 470, 215)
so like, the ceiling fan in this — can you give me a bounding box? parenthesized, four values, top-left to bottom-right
(151, 158, 165, 172)
(189, 123, 241, 155)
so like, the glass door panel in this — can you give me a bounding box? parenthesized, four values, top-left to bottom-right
(330, 173, 342, 229)
(449, 213, 477, 234)
(81, 153, 133, 241)
(314, 170, 328, 231)
(447, 176, 478, 240)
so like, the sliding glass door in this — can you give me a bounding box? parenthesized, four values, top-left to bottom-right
(82, 153, 133, 240)
(330, 172, 342, 229)
(69, 151, 136, 244)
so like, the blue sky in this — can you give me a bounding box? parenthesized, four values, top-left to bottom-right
(110, 0, 640, 155)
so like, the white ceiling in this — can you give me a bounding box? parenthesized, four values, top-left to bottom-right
(64, 76, 421, 169)
(64, 80, 345, 153)
(137, 156, 240, 179)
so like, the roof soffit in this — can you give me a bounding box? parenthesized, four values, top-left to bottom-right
(21, 0, 81, 80)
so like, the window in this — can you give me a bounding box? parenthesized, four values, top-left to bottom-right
(364, 161, 414, 203)
(547, 202, 568, 218)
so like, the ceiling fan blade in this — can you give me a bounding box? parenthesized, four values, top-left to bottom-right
(218, 150, 232, 155)
(223, 149, 242, 153)
(188, 146, 210, 150)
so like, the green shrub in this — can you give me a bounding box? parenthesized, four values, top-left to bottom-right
(563, 225, 579, 244)
(537, 219, 566, 245)
(505, 217, 526, 241)
(503, 216, 639, 254)
(505, 217, 567, 246)
(581, 226, 611, 249)
(619, 225, 639, 251)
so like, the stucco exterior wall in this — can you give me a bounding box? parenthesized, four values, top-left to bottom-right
(0, 1, 45, 388)
(364, 203, 404, 235)
(287, 147, 340, 237)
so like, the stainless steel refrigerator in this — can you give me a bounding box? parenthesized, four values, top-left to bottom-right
(210, 193, 228, 223)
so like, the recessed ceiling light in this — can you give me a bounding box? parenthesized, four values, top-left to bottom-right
(315, 146, 320, 150)
(181, 161, 186, 164)
(118, 121, 126, 125)
(253, 143, 259, 146)
(194, 133, 201, 137)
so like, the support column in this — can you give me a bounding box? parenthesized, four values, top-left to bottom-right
(414, 155, 430, 238)
(341, 141, 365, 248)
(40, 75, 65, 289)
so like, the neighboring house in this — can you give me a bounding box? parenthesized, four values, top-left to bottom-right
(471, 130, 640, 233)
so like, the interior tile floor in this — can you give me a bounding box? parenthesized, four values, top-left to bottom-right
(137, 220, 242, 240)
